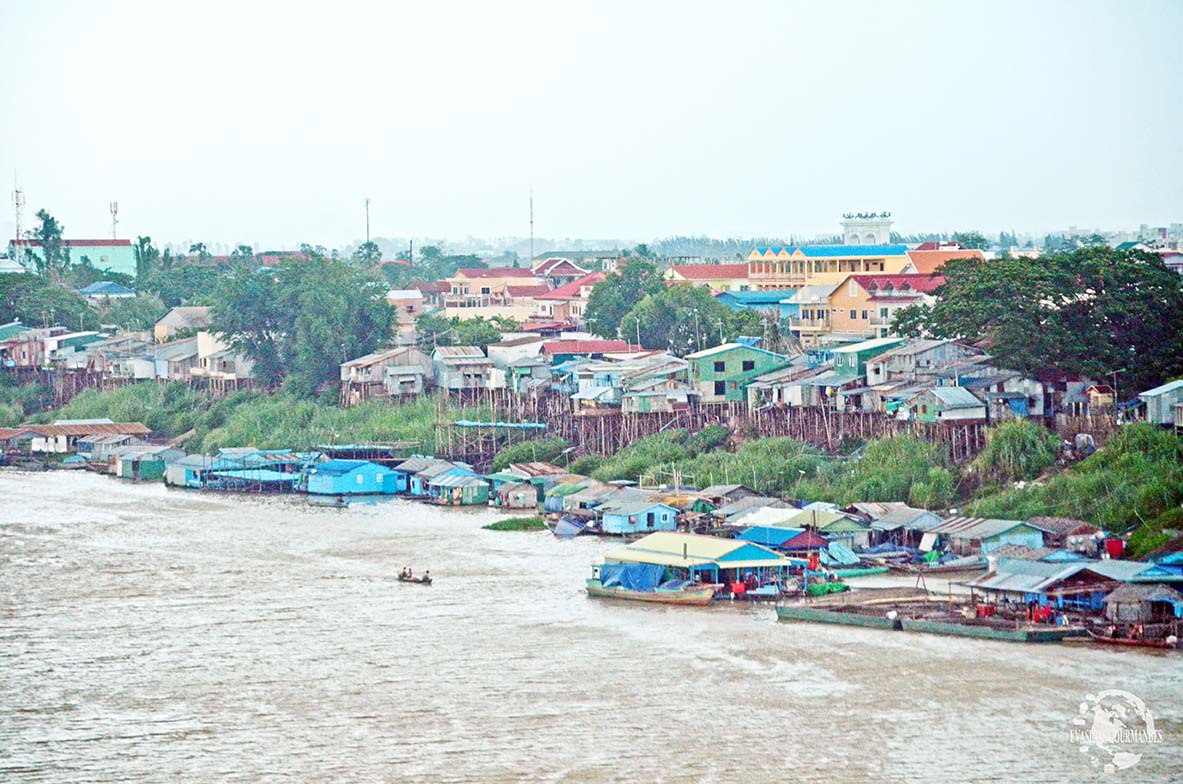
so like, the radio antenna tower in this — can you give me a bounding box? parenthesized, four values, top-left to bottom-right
(529, 189, 534, 265)
(109, 201, 119, 239)
(12, 177, 25, 267)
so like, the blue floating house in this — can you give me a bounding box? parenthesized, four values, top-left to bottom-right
(305, 459, 398, 495)
(393, 457, 458, 496)
(597, 500, 679, 535)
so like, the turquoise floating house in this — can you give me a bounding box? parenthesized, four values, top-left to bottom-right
(604, 532, 799, 589)
(306, 459, 398, 495)
(394, 457, 459, 496)
(428, 468, 490, 506)
(597, 500, 679, 535)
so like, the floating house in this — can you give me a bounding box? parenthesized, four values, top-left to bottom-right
(306, 459, 398, 495)
(1102, 583, 1183, 625)
(603, 531, 798, 589)
(432, 346, 493, 391)
(77, 433, 144, 462)
(929, 517, 1049, 556)
(111, 445, 183, 480)
(392, 457, 456, 496)
(597, 500, 678, 535)
(736, 525, 805, 550)
(428, 468, 489, 506)
(165, 454, 214, 488)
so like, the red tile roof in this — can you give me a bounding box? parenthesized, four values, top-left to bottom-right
(851, 273, 946, 294)
(667, 263, 749, 281)
(539, 272, 607, 300)
(456, 268, 539, 279)
(533, 257, 589, 276)
(541, 339, 638, 355)
(906, 249, 984, 274)
(412, 281, 450, 294)
(520, 321, 573, 332)
(506, 285, 553, 297)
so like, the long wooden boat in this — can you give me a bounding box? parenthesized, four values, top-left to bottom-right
(890, 559, 986, 575)
(585, 579, 715, 606)
(398, 575, 432, 586)
(900, 617, 1071, 642)
(1086, 630, 1179, 650)
(776, 604, 903, 630)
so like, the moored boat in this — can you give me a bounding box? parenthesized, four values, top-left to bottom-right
(552, 516, 588, 538)
(398, 574, 432, 585)
(1086, 630, 1179, 649)
(900, 617, 1072, 643)
(775, 604, 903, 630)
(585, 578, 715, 606)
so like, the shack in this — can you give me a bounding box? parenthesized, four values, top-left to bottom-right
(165, 454, 213, 488)
(428, 469, 489, 506)
(929, 517, 1049, 556)
(597, 501, 678, 535)
(1103, 583, 1183, 625)
(306, 459, 398, 495)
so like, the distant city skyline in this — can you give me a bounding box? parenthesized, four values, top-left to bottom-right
(2, 1, 1181, 249)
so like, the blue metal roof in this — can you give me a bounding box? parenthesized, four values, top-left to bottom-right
(716, 290, 797, 305)
(737, 525, 805, 548)
(79, 281, 135, 296)
(312, 459, 386, 476)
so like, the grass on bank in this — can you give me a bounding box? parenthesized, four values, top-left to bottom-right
(482, 516, 546, 531)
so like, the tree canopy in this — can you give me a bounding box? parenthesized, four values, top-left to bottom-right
(211, 253, 396, 396)
(584, 259, 664, 339)
(894, 247, 1183, 394)
(0, 273, 97, 330)
(28, 210, 71, 281)
(621, 283, 737, 356)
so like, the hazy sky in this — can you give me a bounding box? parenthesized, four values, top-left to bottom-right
(2, 0, 1180, 249)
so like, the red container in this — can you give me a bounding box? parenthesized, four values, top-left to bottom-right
(1105, 538, 1125, 558)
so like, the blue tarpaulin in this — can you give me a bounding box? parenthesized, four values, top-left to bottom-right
(600, 563, 666, 592)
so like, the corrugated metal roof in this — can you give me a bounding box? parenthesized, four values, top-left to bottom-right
(26, 422, 151, 437)
(930, 516, 1034, 540)
(928, 386, 984, 408)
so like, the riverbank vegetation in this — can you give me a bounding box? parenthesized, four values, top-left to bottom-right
(41, 382, 496, 454)
(482, 516, 546, 531)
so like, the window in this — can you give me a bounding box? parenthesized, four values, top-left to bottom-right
(742, 360, 755, 372)
(714, 361, 725, 372)
(646, 512, 655, 527)
(356, 474, 364, 485)
(851, 310, 858, 320)
(849, 279, 856, 297)
(861, 310, 868, 320)
(481, 287, 490, 295)
(714, 380, 726, 396)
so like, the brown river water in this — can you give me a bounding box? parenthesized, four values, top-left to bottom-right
(2, 470, 1180, 783)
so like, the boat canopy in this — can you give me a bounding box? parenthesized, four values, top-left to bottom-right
(600, 563, 665, 592)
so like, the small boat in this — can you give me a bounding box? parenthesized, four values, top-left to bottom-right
(398, 573, 432, 586)
(586, 579, 715, 606)
(1086, 630, 1179, 649)
(891, 556, 986, 575)
(552, 516, 588, 538)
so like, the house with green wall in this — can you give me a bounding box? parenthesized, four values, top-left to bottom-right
(9, 239, 138, 278)
(686, 343, 788, 403)
(832, 337, 904, 378)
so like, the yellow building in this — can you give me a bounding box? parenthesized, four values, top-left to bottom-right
(746, 244, 912, 290)
(662, 263, 750, 291)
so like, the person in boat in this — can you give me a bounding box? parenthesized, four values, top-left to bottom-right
(424, 570, 431, 582)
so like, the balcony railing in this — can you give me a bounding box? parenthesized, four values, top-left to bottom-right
(789, 318, 831, 330)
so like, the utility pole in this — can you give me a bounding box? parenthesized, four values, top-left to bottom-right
(1110, 368, 1126, 423)
(529, 189, 534, 266)
(109, 201, 119, 239)
(12, 176, 24, 269)
(364, 198, 371, 244)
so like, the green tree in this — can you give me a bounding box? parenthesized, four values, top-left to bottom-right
(584, 259, 663, 338)
(99, 293, 168, 331)
(896, 248, 1183, 393)
(621, 284, 736, 356)
(134, 236, 160, 280)
(951, 231, 990, 250)
(452, 318, 502, 347)
(230, 244, 255, 270)
(352, 241, 382, 267)
(415, 313, 455, 346)
(211, 254, 396, 395)
(0, 273, 97, 330)
(29, 209, 71, 281)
